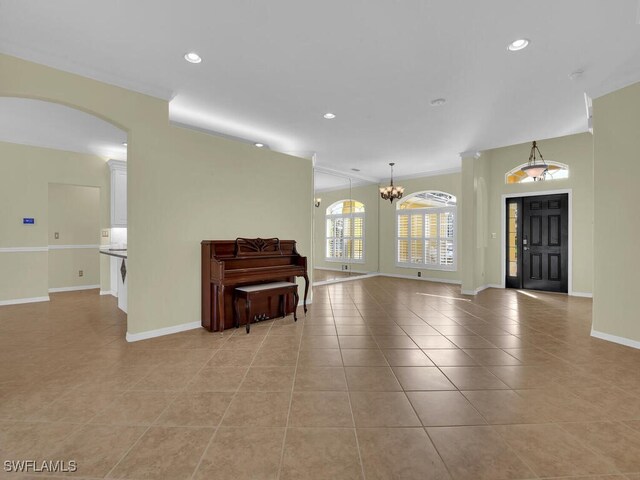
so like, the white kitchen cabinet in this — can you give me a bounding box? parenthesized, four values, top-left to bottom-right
(110, 256, 118, 296)
(108, 160, 127, 227)
(103, 252, 127, 313)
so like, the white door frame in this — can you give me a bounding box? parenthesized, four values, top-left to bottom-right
(500, 188, 574, 295)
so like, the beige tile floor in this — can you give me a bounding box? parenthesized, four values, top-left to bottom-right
(1, 277, 640, 479)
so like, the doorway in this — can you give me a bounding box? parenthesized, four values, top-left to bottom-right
(505, 193, 569, 293)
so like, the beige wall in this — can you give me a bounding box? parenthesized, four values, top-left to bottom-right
(0, 141, 110, 301)
(379, 172, 462, 282)
(313, 183, 380, 274)
(0, 54, 313, 335)
(592, 82, 640, 343)
(460, 153, 491, 293)
(48, 183, 101, 289)
(0, 253, 48, 302)
(481, 133, 594, 294)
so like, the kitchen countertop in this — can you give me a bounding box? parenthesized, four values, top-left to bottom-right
(99, 248, 128, 259)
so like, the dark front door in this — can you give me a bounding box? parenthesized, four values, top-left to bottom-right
(506, 193, 568, 293)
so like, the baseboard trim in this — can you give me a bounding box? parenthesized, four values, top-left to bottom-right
(0, 296, 50, 306)
(487, 283, 503, 289)
(126, 321, 201, 343)
(313, 273, 380, 286)
(314, 266, 369, 274)
(591, 329, 640, 349)
(100, 290, 116, 296)
(49, 285, 100, 293)
(380, 273, 462, 285)
(461, 285, 492, 296)
(570, 291, 593, 298)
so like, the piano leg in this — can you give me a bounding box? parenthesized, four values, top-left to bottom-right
(234, 295, 240, 329)
(293, 289, 299, 322)
(302, 274, 309, 314)
(218, 285, 226, 334)
(279, 294, 285, 318)
(212, 285, 222, 333)
(245, 298, 252, 334)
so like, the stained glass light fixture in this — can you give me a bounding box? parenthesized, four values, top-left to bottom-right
(380, 163, 405, 203)
(521, 141, 548, 180)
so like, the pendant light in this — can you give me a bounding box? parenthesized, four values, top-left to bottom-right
(379, 163, 405, 203)
(521, 141, 548, 180)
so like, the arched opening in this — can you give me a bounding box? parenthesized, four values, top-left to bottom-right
(396, 191, 457, 270)
(0, 96, 129, 319)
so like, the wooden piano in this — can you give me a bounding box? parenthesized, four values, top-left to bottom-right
(201, 237, 309, 332)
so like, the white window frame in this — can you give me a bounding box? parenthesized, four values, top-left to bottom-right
(505, 161, 569, 184)
(325, 201, 365, 264)
(395, 202, 457, 271)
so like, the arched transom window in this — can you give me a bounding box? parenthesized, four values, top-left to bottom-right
(396, 191, 457, 270)
(325, 200, 365, 262)
(506, 161, 569, 184)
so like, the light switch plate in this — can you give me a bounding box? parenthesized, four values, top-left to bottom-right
(101, 230, 110, 238)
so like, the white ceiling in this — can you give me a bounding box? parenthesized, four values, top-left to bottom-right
(1, 0, 640, 180)
(0, 98, 127, 160)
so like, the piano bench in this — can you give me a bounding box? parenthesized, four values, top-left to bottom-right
(233, 281, 299, 334)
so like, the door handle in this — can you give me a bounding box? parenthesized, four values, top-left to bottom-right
(523, 246, 529, 251)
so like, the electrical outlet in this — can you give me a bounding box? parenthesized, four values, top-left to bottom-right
(54, 232, 59, 240)
(78, 270, 83, 277)
(417, 271, 422, 277)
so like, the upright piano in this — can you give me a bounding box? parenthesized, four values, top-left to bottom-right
(201, 237, 309, 332)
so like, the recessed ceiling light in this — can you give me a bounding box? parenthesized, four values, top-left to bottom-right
(507, 39, 529, 51)
(122, 142, 127, 146)
(323, 113, 336, 119)
(184, 52, 202, 64)
(254, 143, 264, 148)
(351, 168, 360, 172)
(430, 98, 446, 107)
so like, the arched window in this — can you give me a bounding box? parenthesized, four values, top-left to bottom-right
(325, 200, 365, 262)
(396, 191, 456, 270)
(506, 161, 569, 184)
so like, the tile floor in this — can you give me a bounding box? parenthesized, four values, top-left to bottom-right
(312, 269, 366, 283)
(1, 277, 639, 479)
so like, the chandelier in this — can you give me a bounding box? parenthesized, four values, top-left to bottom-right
(379, 162, 405, 203)
(522, 141, 548, 180)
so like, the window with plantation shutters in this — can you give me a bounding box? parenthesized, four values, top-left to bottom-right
(396, 191, 457, 271)
(326, 200, 365, 263)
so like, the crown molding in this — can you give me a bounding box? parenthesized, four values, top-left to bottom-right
(586, 71, 640, 100)
(394, 167, 461, 181)
(108, 159, 127, 171)
(0, 44, 174, 101)
(313, 165, 379, 184)
(459, 150, 481, 159)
